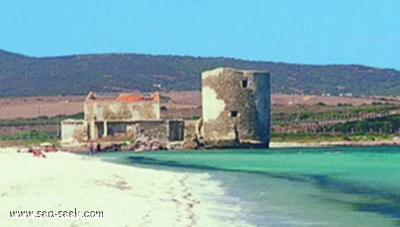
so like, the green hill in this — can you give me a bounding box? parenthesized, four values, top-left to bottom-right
(0, 49, 399, 97)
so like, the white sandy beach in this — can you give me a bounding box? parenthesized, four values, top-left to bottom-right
(0, 148, 251, 227)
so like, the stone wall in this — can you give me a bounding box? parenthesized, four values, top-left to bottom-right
(135, 120, 167, 142)
(134, 120, 185, 143)
(181, 120, 202, 149)
(201, 67, 270, 148)
(61, 119, 87, 142)
(84, 101, 160, 121)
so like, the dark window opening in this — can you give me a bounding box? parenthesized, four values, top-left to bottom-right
(168, 121, 184, 141)
(241, 80, 248, 88)
(230, 111, 238, 117)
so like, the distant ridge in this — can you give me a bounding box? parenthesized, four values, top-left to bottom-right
(0, 49, 399, 97)
(0, 49, 27, 61)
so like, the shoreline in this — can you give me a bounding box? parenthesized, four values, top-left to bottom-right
(270, 139, 400, 148)
(60, 139, 400, 152)
(0, 148, 252, 227)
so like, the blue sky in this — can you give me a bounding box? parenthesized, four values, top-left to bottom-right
(1, 0, 399, 69)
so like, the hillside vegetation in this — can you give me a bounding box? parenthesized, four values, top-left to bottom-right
(1, 49, 400, 97)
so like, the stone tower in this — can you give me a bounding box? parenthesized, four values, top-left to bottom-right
(201, 67, 270, 148)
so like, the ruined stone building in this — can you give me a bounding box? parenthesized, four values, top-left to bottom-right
(61, 92, 184, 144)
(199, 67, 270, 148)
(84, 92, 160, 139)
(61, 67, 270, 149)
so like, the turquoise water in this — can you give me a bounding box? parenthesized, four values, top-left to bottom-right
(101, 146, 400, 226)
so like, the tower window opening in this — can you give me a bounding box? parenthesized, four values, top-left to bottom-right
(241, 80, 248, 88)
(230, 111, 238, 117)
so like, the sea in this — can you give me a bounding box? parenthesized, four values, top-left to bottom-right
(100, 146, 400, 227)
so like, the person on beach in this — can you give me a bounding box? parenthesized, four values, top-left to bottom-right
(33, 148, 46, 158)
(96, 143, 102, 156)
(88, 141, 94, 155)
